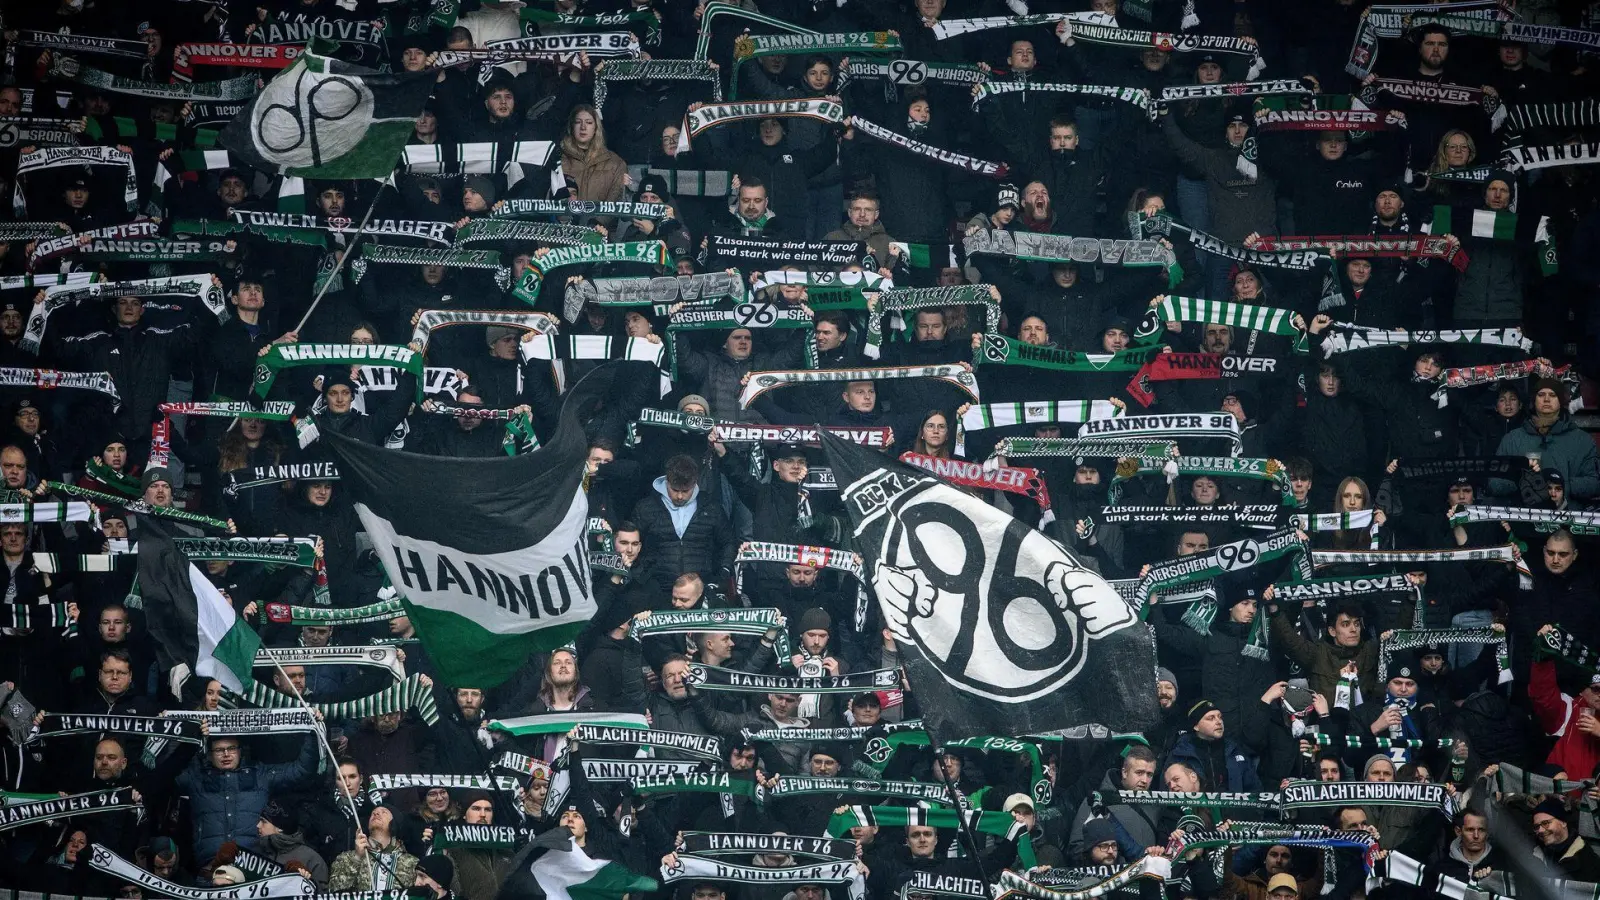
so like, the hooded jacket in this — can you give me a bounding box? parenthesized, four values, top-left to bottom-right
(175, 733, 321, 860)
(1492, 413, 1600, 501)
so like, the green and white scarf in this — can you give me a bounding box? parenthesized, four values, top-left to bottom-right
(493, 199, 672, 221)
(1107, 454, 1290, 504)
(409, 310, 556, 352)
(686, 663, 898, 694)
(976, 335, 1164, 372)
(1133, 295, 1304, 346)
(1137, 213, 1330, 271)
(1450, 505, 1600, 536)
(0, 222, 70, 243)
(511, 241, 669, 305)
(732, 31, 901, 95)
(1536, 624, 1600, 675)
(259, 645, 403, 680)
(30, 221, 166, 269)
(632, 770, 763, 801)
(740, 364, 979, 408)
(875, 285, 998, 358)
(593, 59, 722, 116)
(369, 773, 520, 802)
(234, 673, 440, 726)
(34, 537, 318, 573)
(42, 481, 227, 531)
(637, 166, 734, 198)
(992, 438, 1175, 462)
(768, 775, 953, 805)
(743, 720, 924, 746)
(1309, 732, 1452, 753)
(264, 597, 404, 626)
(0, 502, 92, 524)
(1, 790, 138, 832)
(826, 806, 1035, 866)
(679, 833, 856, 860)
(1272, 574, 1417, 607)
(1161, 79, 1311, 105)
(931, 11, 1109, 39)
(0, 602, 73, 629)
(253, 343, 425, 401)
(667, 302, 816, 377)
(14, 31, 149, 60)
(1067, 21, 1266, 79)
(582, 760, 717, 785)
(1134, 528, 1311, 611)
(1092, 788, 1279, 812)
(633, 608, 793, 658)
(1318, 324, 1532, 356)
(489, 711, 648, 737)
(455, 218, 602, 248)
(1491, 761, 1596, 796)
(430, 824, 533, 849)
(1381, 628, 1508, 684)
(89, 843, 315, 898)
(1292, 510, 1381, 547)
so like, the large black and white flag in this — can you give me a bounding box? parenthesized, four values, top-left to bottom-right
(322, 369, 615, 688)
(822, 432, 1158, 736)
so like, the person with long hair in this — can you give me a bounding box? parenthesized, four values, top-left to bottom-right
(911, 410, 954, 459)
(1320, 476, 1387, 551)
(560, 105, 627, 203)
(1420, 130, 1482, 205)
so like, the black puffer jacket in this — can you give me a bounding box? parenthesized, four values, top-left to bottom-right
(629, 478, 736, 590)
(54, 321, 193, 440)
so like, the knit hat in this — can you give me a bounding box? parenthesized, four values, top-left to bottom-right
(1546, 470, 1565, 486)
(1532, 797, 1568, 821)
(486, 325, 520, 346)
(1155, 668, 1177, 689)
(798, 607, 831, 634)
(1186, 699, 1218, 730)
(677, 394, 709, 413)
(464, 175, 498, 205)
(995, 183, 1021, 212)
(259, 800, 298, 833)
(141, 467, 172, 490)
(322, 368, 359, 396)
(418, 853, 455, 887)
(1530, 376, 1569, 408)
(1362, 754, 1392, 778)
(1082, 818, 1118, 848)
(635, 174, 670, 202)
(1387, 651, 1418, 681)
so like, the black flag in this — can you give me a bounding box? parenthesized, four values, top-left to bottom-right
(821, 432, 1158, 736)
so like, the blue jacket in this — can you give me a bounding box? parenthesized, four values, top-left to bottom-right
(176, 733, 321, 861)
(1167, 731, 1262, 793)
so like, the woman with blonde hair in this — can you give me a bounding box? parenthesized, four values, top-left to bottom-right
(560, 105, 627, 202)
(1422, 130, 1481, 205)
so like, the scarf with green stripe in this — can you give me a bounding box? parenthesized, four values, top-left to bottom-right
(1136, 212, 1330, 272)
(593, 60, 722, 114)
(233, 674, 439, 726)
(767, 775, 955, 805)
(733, 542, 866, 630)
(399, 141, 555, 175)
(837, 59, 986, 102)
(731, 31, 901, 95)
(409, 310, 556, 352)
(975, 81, 1155, 119)
(494, 198, 673, 221)
(155, 151, 303, 216)
(976, 335, 1164, 372)
(1490, 761, 1596, 796)
(1133, 295, 1305, 348)
(41, 481, 227, 531)
(512, 241, 670, 305)
(632, 770, 763, 801)
(1135, 528, 1311, 613)
(1309, 733, 1453, 754)
(1428, 205, 1557, 274)
(1450, 505, 1600, 536)
(0, 222, 70, 243)
(253, 343, 425, 401)
(1108, 454, 1290, 504)
(958, 400, 1120, 433)
(667, 302, 816, 377)
(685, 663, 899, 694)
(572, 272, 746, 313)
(632, 608, 793, 658)
(520, 6, 661, 43)
(0, 602, 73, 629)
(992, 438, 1176, 462)
(826, 806, 1037, 866)
(876, 285, 999, 356)
(33, 538, 318, 573)
(1537, 624, 1600, 675)
(1382, 628, 1509, 683)
(455, 219, 601, 248)
(264, 597, 403, 626)
(864, 730, 1053, 805)
(739, 364, 979, 408)
(0, 789, 139, 832)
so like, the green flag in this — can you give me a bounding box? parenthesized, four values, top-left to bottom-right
(220, 42, 434, 179)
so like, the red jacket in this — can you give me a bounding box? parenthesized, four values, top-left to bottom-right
(1530, 658, 1600, 778)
